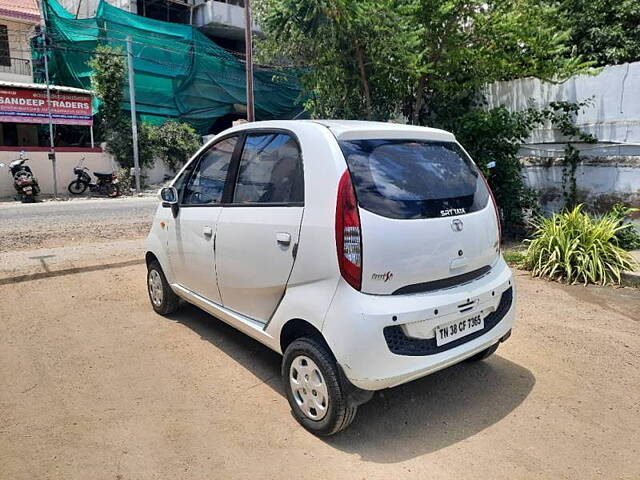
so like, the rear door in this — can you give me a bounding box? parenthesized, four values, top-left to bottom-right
(215, 131, 304, 322)
(339, 139, 500, 295)
(166, 135, 239, 304)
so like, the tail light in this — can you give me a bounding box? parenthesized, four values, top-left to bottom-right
(479, 170, 501, 245)
(335, 170, 362, 290)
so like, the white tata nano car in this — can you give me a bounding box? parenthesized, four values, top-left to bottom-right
(145, 120, 516, 435)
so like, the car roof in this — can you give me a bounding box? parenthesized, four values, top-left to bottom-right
(224, 119, 456, 143)
(307, 120, 455, 142)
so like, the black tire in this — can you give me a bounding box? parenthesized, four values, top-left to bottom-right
(107, 183, 121, 197)
(68, 180, 88, 195)
(466, 342, 499, 362)
(282, 337, 357, 436)
(147, 260, 180, 315)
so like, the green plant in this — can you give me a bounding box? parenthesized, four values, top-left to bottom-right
(103, 119, 157, 169)
(503, 250, 526, 268)
(523, 205, 635, 285)
(87, 45, 126, 130)
(608, 203, 640, 250)
(153, 121, 201, 172)
(551, 0, 640, 66)
(116, 167, 134, 195)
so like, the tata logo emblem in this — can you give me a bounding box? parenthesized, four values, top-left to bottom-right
(372, 271, 394, 282)
(451, 219, 464, 232)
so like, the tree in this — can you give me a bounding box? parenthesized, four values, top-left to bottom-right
(254, 0, 594, 237)
(88, 45, 152, 168)
(255, 0, 417, 120)
(87, 46, 200, 170)
(255, 0, 590, 124)
(553, 0, 640, 66)
(87, 45, 126, 133)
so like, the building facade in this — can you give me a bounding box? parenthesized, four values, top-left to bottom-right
(0, 0, 40, 83)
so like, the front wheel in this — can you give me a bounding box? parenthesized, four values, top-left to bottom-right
(147, 260, 180, 315)
(282, 338, 357, 436)
(68, 180, 88, 195)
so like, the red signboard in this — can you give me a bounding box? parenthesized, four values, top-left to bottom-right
(0, 87, 93, 126)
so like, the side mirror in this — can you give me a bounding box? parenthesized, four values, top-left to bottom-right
(160, 187, 179, 217)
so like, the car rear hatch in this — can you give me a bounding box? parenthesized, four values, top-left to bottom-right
(338, 137, 500, 295)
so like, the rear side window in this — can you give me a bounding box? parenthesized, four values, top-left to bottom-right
(233, 133, 303, 204)
(338, 139, 489, 219)
(182, 136, 237, 205)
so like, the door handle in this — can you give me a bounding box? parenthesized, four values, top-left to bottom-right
(203, 226, 213, 238)
(276, 232, 291, 246)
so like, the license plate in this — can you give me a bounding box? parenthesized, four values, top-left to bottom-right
(23, 187, 32, 193)
(435, 313, 484, 346)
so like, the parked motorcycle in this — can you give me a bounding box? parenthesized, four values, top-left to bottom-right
(0, 151, 40, 203)
(68, 158, 120, 197)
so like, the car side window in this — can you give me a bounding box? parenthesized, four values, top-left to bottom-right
(172, 160, 196, 200)
(233, 132, 304, 204)
(183, 136, 238, 205)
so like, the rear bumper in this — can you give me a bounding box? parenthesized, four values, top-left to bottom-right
(321, 256, 516, 391)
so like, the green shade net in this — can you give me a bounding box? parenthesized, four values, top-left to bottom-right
(37, 0, 306, 134)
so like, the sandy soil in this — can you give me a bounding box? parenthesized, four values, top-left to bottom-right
(0, 240, 639, 479)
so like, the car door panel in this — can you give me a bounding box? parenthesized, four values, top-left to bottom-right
(216, 206, 303, 321)
(215, 131, 305, 323)
(166, 135, 239, 305)
(168, 207, 222, 303)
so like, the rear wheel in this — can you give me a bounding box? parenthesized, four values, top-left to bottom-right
(68, 180, 87, 195)
(466, 343, 499, 362)
(147, 260, 180, 315)
(107, 183, 120, 197)
(282, 338, 357, 436)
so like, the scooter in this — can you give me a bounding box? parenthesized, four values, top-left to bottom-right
(0, 151, 40, 203)
(68, 157, 120, 197)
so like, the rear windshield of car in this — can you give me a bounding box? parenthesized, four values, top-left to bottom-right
(338, 139, 489, 219)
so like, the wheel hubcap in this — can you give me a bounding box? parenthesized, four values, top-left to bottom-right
(289, 355, 329, 421)
(148, 269, 163, 307)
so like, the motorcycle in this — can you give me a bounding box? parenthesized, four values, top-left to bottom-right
(68, 158, 120, 197)
(0, 151, 40, 203)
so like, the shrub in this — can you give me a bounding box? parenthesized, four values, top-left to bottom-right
(153, 121, 201, 173)
(523, 205, 635, 285)
(116, 167, 134, 195)
(608, 203, 640, 251)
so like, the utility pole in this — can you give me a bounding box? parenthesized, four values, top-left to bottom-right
(244, 0, 255, 122)
(41, 27, 58, 199)
(126, 36, 141, 195)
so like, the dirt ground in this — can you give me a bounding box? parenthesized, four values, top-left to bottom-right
(1, 235, 639, 479)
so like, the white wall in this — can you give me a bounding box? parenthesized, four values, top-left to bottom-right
(485, 62, 640, 211)
(0, 150, 116, 197)
(485, 62, 640, 148)
(0, 149, 176, 198)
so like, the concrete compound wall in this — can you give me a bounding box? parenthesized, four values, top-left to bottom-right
(0, 148, 173, 198)
(521, 157, 640, 214)
(485, 62, 640, 213)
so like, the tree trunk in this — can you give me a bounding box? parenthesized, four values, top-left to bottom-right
(412, 74, 427, 125)
(355, 44, 372, 119)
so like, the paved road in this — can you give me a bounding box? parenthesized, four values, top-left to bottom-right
(0, 196, 158, 223)
(0, 197, 158, 252)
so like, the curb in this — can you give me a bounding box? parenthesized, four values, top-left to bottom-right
(621, 270, 640, 288)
